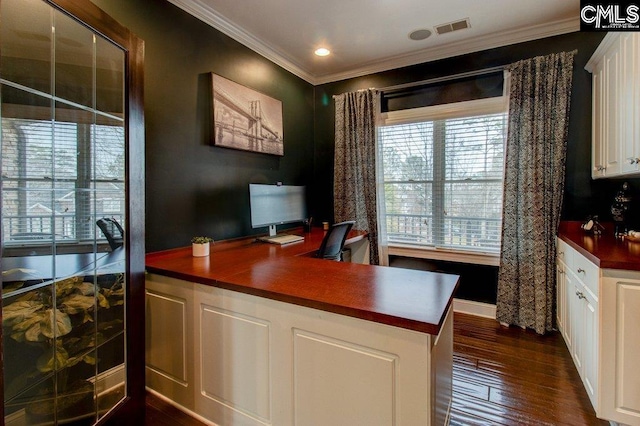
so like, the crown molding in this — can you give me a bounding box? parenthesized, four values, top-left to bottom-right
(166, 0, 316, 83)
(166, 0, 579, 86)
(315, 17, 580, 85)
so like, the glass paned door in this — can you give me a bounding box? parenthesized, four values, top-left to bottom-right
(1, 0, 127, 423)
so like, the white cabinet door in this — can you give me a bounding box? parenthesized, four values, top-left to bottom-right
(592, 59, 606, 178)
(582, 286, 598, 408)
(603, 37, 621, 177)
(588, 32, 640, 179)
(600, 274, 640, 426)
(621, 33, 640, 174)
(556, 260, 566, 334)
(563, 266, 575, 352)
(568, 273, 584, 373)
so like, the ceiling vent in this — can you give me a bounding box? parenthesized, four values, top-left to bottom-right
(434, 18, 470, 35)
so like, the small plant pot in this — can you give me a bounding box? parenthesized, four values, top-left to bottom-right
(192, 242, 210, 257)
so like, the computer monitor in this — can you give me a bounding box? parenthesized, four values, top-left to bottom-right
(249, 184, 307, 237)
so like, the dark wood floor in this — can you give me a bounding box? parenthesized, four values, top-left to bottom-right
(450, 313, 606, 426)
(145, 312, 606, 425)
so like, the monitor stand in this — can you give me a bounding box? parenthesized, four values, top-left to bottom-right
(268, 225, 277, 237)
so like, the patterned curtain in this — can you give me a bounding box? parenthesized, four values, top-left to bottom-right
(496, 51, 576, 334)
(334, 89, 380, 264)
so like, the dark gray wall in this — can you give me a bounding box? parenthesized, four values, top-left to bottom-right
(89, 0, 638, 302)
(92, 0, 315, 252)
(313, 32, 640, 303)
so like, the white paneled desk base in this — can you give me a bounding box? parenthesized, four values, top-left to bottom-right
(146, 274, 453, 426)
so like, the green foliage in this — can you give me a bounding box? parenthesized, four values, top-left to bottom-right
(191, 236, 213, 244)
(2, 273, 125, 375)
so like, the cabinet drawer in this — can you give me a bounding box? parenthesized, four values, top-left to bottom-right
(572, 252, 599, 298)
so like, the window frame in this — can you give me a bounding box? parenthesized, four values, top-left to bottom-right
(378, 95, 509, 266)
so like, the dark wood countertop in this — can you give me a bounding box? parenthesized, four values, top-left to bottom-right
(558, 221, 640, 271)
(146, 228, 459, 335)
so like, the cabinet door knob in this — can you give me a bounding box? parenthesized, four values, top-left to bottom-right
(577, 268, 585, 274)
(575, 291, 586, 300)
(628, 157, 636, 165)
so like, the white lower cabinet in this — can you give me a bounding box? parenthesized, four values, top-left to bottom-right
(557, 238, 640, 425)
(600, 270, 640, 425)
(145, 273, 453, 426)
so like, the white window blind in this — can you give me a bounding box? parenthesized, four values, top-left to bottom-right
(1, 117, 125, 243)
(378, 97, 507, 256)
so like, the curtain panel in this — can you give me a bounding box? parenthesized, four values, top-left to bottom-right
(334, 89, 380, 265)
(496, 50, 577, 334)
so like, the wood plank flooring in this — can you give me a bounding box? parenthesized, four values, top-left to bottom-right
(451, 313, 606, 426)
(145, 312, 606, 425)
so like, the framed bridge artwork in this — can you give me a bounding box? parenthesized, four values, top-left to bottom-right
(211, 73, 284, 156)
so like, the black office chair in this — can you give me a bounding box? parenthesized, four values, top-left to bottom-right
(96, 218, 124, 250)
(316, 221, 355, 261)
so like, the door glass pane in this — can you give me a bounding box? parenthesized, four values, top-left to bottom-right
(0, 0, 52, 94)
(2, 0, 128, 423)
(54, 10, 94, 109)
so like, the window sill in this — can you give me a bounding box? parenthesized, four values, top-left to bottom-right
(388, 244, 500, 266)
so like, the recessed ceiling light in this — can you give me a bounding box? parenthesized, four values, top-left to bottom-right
(315, 47, 330, 57)
(408, 29, 432, 41)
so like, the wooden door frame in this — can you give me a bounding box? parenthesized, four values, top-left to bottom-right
(0, 0, 145, 423)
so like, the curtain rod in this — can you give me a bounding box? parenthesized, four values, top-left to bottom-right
(378, 65, 505, 93)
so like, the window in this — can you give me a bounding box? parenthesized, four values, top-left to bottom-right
(378, 97, 507, 261)
(1, 117, 125, 244)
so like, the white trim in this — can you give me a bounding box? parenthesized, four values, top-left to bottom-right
(315, 18, 578, 85)
(389, 245, 500, 267)
(584, 32, 619, 72)
(165, 0, 315, 83)
(90, 363, 126, 397)
(453, 298, 497, 319)
(380, 96, 508, 126)
(163, 0, 578, 86)
(146, 387, 220, 426)
(4, 408, 25, 426)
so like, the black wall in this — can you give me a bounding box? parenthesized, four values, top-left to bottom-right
(92, 0, 315, 252)
(90, 0, 639, 303)
(313, 32, 640, 303)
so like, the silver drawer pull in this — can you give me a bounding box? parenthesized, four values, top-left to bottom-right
(577, 268, 585, 274)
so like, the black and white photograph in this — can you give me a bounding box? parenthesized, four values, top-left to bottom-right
(211, 73, 284, 156)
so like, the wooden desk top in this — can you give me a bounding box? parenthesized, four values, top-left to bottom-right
(146, 228, 459, 335)
(558, 221, 640, 271)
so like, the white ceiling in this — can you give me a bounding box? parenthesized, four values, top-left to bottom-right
(167, 0, 580, 85)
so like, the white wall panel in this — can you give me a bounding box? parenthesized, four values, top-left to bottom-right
(200, 305, 271, 425)
(293, 329, 397, 426)
(146, 290, 187, 384)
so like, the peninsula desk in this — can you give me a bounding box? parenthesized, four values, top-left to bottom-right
(145, 228, 459, 426)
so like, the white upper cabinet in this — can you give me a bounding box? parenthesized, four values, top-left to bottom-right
(586, 33, 640, 179)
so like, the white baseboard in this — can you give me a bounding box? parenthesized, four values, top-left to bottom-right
(146, 387, 219, 426)
(91, 364, 125, 397)
(453, 298, 496, 319)
(4, 408, 25, 426)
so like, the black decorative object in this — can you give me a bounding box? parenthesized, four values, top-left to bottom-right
(611, 182, 632, 237)
(581, 215, 605, 235)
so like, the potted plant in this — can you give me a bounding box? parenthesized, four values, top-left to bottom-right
(192, 236, 213, 257)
